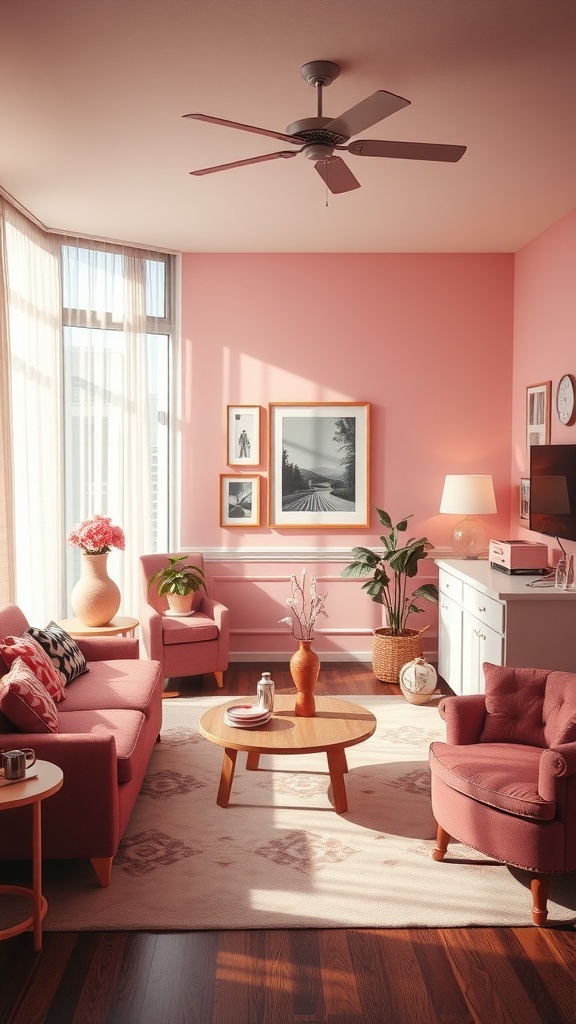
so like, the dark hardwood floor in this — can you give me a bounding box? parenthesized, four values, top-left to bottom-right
(1, 663, 575, 1024)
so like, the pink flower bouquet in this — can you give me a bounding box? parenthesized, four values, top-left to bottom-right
(68, 514, 125, 555)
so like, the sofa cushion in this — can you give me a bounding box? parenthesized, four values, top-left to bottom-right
(161, 612, 218, 645)
(542, 671, 576, 746)
(0, 658, 60, 733)
(479, 664, 549, 746)
(61, 658, 162, 718)
(429, 740, 555, 820)
(56, 708, 147, 784)
(0, 634, 67, 703)
(27, 621, 88, 687)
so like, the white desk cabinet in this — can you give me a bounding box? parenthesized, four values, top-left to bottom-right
(436, 559, 576, 694)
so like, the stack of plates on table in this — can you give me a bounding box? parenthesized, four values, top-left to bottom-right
(224, 704, 271, 728)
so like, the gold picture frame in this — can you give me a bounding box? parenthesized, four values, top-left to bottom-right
(220, 474, 260, 527)
(268, 402, 370, 529)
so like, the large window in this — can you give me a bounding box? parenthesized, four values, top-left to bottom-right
(61, 243, 173, 615)
(2, 197, 175, 623)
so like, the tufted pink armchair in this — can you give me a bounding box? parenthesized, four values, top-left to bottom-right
(139, 553, 229, 688)
(429, 662, 576, 925)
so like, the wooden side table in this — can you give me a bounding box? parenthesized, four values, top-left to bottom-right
(55, 616, 139, 638)
(0, 760, 63, 951)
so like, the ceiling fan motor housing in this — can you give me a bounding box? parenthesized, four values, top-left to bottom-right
(285, 117, 348, 158)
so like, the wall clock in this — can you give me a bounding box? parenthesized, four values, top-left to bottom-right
(556, 374, 576, 425)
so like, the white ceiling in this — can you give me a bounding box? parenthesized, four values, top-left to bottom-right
(2, 0, 575, 253)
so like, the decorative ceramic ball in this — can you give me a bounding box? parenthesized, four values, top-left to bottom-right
(399, 656, 438, 705)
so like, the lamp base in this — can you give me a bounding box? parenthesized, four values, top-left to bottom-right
(452, 516, 486, 559)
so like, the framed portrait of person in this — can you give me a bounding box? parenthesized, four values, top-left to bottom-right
(227, 405, 261, 466)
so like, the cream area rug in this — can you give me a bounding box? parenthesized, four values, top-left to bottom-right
(33, 695, 576, 930)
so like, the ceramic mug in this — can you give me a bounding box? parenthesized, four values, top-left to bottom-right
(0, 748, 36, 780)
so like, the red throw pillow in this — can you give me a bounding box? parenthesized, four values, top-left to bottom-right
(0, 657, 59, 733)
(0, 634, 67, 703)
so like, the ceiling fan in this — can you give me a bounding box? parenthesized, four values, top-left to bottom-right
(184, 60, 466, 194)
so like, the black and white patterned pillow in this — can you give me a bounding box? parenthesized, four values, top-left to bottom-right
(27, 621, 88, 686)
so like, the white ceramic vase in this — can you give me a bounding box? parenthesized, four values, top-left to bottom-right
(71, 552, 121, 626)
(399, 656, 438, 705)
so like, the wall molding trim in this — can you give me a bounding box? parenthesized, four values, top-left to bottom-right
(186, 546, 453, 563)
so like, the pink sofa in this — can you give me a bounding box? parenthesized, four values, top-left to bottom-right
(0, 604, 163, 886)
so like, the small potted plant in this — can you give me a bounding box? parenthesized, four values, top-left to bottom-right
(148, 555, 206, 616)
(341, 509, 438, 682)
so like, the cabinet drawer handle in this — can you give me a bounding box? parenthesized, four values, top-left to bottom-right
(478, 606, 486, 612)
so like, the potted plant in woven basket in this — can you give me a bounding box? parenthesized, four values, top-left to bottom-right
(341, 509, 438, 683)
(148, 555, 206, 615)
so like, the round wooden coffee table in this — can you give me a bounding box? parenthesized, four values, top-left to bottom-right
(0, 761, 63, 951)
(199, 694, 376, 814)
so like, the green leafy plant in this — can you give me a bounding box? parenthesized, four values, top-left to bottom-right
(148, 555, 206, 597)
(340, 509, 438, 636)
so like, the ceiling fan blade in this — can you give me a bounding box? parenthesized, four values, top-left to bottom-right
(190, 150, 299, 176)
(183, 113, 299, 146)
(314, 157, 361, 194)
(347, 139, 467, 162)
(324, 90, 410, 139)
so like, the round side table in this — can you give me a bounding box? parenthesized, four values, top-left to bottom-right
(55, 616, 139, 638)
(0, 760, 63, 951)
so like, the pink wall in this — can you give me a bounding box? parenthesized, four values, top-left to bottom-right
(180, 252, 514, 658)
(513, 208, 576, 560)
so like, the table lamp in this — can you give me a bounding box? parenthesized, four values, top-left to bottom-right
(440, 474, 497, 559)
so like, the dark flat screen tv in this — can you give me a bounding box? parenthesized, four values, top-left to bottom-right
(529, 444, 576, 542)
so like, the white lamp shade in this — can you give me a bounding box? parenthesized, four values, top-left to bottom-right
(439, 475, 497, 515)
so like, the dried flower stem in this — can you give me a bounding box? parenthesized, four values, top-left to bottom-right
(279, 569, 327, 641)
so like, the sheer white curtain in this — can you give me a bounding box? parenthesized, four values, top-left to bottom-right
(2, 201, 64, 622)
(1, 202, 172, 623)
(0, 201, 15, 605)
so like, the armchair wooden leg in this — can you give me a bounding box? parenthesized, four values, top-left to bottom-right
(91, 857, 113, 887)
(432, 824, 452, 861)
(214, 671, 224, 688)
(530, 874, 549, 927)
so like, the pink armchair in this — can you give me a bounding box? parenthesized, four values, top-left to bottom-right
(139, 553, 229, 688)
(429, 662, 576, 925)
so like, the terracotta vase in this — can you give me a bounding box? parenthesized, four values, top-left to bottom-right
(290, 640, 320, 717)
(71, 552, 121, 626)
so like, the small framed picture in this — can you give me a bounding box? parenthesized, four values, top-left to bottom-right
(227, 406, 261, 466)
(520, 477, 530, 520)
(220, 474, 260, 527)
(526, 382, 551, 449)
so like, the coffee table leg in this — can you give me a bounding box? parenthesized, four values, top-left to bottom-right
(246, 752, 260, 771)
(217, 747, 237, 807)
(326, 747, 348, 813)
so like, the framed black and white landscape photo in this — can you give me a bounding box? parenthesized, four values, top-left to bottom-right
(268, 403, 370, 528)
(220, 474, 260, 527)
(227, 405, 260, 466)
